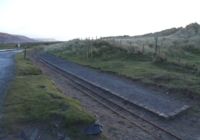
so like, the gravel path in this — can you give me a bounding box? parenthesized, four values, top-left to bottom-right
(41, 53, 189, 118)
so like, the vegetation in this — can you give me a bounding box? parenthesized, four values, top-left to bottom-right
(2, 53, 95, 139)
(47, 39, 200, 96)
(0, 42, 62, 50)
(0, 44, 18, 49)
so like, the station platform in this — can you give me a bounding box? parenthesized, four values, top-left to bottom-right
(41, 53, 190, 118)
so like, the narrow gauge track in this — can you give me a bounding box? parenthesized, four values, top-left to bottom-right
(39, 56, 183, 140)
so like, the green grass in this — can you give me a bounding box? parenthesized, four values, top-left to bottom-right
(48, 40, 200, 96)
(2, 53, 96, 139)
(16, 56, 42, 76)
(0, 44, 18, 49)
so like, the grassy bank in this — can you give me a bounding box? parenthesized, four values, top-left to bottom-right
(0, 44, 18, 49)
(2, 53, 95, 139)
(48, 40, 200, 96)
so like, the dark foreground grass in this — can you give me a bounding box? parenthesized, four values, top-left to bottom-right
(49, 40, 200, 96)
(2, 53, 96, 139)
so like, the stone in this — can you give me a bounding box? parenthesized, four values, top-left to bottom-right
(85, 123, 103, 135)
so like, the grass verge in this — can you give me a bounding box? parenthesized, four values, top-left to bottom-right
(0, 44, 18, 49)
(2, 53, 95, 139)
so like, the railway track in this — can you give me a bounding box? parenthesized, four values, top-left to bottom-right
(39, 56, 183, 140)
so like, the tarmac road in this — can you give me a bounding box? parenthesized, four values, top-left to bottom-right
(0, 49, 22, 112)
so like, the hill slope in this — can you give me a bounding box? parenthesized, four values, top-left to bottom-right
(104, 23, 200, 48)
(0, 32, 36, 44)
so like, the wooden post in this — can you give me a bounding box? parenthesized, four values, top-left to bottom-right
(154, 36, 158, 56)
(24, 47, 26, 59)
(142, 44, 145, 54)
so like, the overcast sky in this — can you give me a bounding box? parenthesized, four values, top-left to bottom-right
(0, 0, 200, 40)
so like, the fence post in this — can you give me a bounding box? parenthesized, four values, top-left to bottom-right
(24, 47, 27, 59)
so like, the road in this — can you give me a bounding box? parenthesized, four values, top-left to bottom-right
(0, 49, 22, 112)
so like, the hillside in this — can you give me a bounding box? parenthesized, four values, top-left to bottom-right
(0, 32, 36, 44)
(104, 23, 200, 48)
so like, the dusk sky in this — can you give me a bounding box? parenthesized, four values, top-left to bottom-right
(0, 0, 200, 40)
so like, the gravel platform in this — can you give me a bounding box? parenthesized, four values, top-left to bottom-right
(41, 53, 190, 118)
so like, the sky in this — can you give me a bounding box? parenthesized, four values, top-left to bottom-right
(0, 0, 200, 41)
